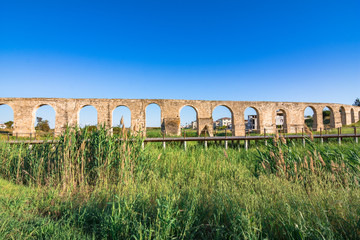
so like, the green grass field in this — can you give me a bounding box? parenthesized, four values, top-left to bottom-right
(0, 127, 359, 239)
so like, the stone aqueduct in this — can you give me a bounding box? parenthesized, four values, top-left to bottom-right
(1, 98, 360, 136)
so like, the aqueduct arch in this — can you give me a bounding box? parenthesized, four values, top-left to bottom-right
(323, 106, 336, 129)
(274, 108, 287, 133)
(0, 104, 14, 129)
(244, 106, 261, 133)
(112, 105, 131, 128)
(179, 105, 199, 135)
(303, 106, 317, 131)
(351, 108, 355, 124)
(212, 104, 234, 136)
(340, 106, 347, 126)
(78, 105, 98, 127)
(33, 104, 56, 132)
(0, 98, 359, 136)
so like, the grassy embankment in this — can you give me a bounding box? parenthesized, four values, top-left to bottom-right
(0, 130, 55, 141)
(0, 127, 359, 239)
(321, 121, 360, 135)
(1, 118, 359, 141)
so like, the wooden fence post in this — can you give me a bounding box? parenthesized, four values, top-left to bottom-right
(225, 128, 228, 149)
(302, 128, 305, 147)
(245, 132, 248, 151)
(163, 132, 166, 149)
(183, 130, 187, 151)
(204, 130, 207, 150)
(264, 128, 267, 146)
(355, 126, 358, 144)
(320, 128, 323, 144)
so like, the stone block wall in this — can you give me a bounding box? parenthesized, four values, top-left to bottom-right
(0, 97, 359, 136)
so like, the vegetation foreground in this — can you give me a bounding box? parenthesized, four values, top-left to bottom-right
(0, 128, 359, 239)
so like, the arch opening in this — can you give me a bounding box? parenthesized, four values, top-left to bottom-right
(146, 103, 162, 137)
(304, 106, 317, 131)
(275, 109, 287, 133)
(323, 106, 335, 130)
(112, 106, 131, 135)
(212, 105, 233, 136)
(339, 106, 346, 126)
(244, 107, 260, 134)
(34, 105, 56, 133)
(350, 108, 355, 124)
(79, 105, 98, 131)
(0, 104, 14, 133)
(180, 106, 198, 137)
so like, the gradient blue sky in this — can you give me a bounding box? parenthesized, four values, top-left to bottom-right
(1, 0, 359, 128)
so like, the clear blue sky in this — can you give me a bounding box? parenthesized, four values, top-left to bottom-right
(0, 0, 359, 128)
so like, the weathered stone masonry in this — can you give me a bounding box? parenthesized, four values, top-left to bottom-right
(1, 98, 359, 136)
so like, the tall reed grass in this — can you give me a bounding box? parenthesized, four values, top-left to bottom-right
(0, 127, 359, 239)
